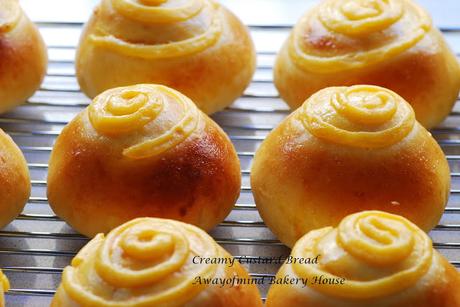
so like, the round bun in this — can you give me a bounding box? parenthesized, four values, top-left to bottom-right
(76, 0, 256, 114)
(47, 84, 241, 237)
(274, 0, 460, 129)
(251, 85, 450, 247)
(266, 211, 460, 307)
(0, 269, 9, 307)
(0, 0, 47, 113)
(0, 129, 31, 229)
(52, 217, 262, 307)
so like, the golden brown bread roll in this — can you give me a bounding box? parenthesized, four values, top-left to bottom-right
(52, 217, 262, 307)
(76, 0, 256, 114)
(251, 85, 450, 247)
(0, 270, 9, 307)
(47, 84, 241, 237)
(0, 0, 47, 113)
(0, 129, 31, 229)
(274, 0, 460, 129)
(266, 211, 460, 307)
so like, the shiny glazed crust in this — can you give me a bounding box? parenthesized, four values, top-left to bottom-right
(0, 0, 47, 113)
(76, 0, 256, 114)
(274, 0, 460, 129)
(251, 86, 450, 247)
(47, 84, 241, 237)
(51, 218, 262, 307)
(0, 129, 31, 229)
(266, 211, 460, 307)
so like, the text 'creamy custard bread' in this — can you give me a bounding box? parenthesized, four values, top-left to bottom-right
(251, 85, 450, 247)
(47, 84, 241, 237)
(52, 217, 262, 307)
(0, 0, 47, 113)
(266, 211, 460, 307)
(274, 0, 460, 128)
(76, 0, 256, 114)
(0, 129, 31, 229)
(0, 270, 9, 307)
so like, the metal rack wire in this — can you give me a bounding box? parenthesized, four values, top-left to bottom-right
(1, 3, 460, 306)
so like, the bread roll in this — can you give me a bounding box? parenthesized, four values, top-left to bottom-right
(0, 129, 31, 228)
(251, 85, 450, 247)
(274, 0, 460, 129)
(52, 217, 262, 307)
(266, 211, 460, 307)
(47, 84, 241, 237)
(0, 0, 47, 113)
(0, 270, 9, 307)
(76, 0, 256, 114)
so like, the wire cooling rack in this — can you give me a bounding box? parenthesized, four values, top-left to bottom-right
(0, 0, 459, 306)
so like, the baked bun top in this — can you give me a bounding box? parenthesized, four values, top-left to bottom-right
(290, 0, 431, 72)
(88, 0, 223, 60)
(59, 218, 235, 305)
(298, 85, 415, 148)
(87, 83, 201, 160)
(290, 210, 436, 299)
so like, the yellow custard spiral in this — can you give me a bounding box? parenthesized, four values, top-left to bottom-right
(88, 84, 199, 159)
(289, 0, 431, 72)
(299, 85, 415, 148)
(0, 0, 21, 33)
(291, 211, 433, 299)
(319, 0, 404, 36)
(60, 218, 219, 306)
(89, 0, 222, 59)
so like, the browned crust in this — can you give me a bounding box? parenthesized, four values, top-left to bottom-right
(274, 29, 460, 128)
(251, 114, 450, 247)
(0, 129, 31, 228)
(76, 6, 256, 114)
(47, 111, 241, 237)
(0, 13, 47, 113)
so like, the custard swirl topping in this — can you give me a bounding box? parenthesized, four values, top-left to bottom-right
(88, 84, 199, 159)
(89, 85, 164, 135)
(289, 0, 432, 72)
(299, 85, 415, 148)
(319, 0, 403, 36)
(90, 0, 222, 59)
(61, 218, 219, 306)
(291, 211, 433, 299)
(0, 0, 21, 33)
